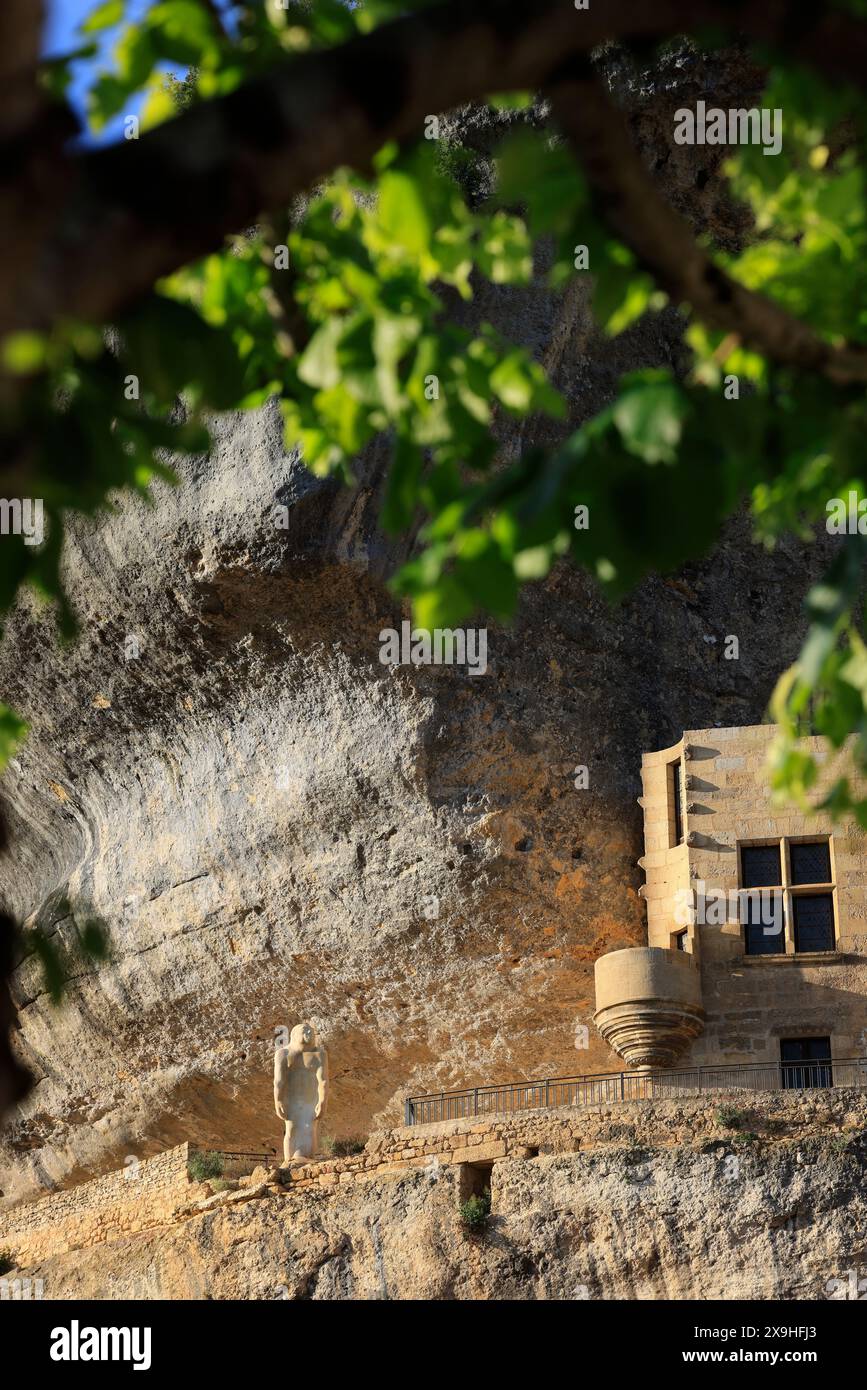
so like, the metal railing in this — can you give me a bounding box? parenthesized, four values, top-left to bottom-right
(403, 1056, 867, 1125)
(206, 1149, 278, 1161)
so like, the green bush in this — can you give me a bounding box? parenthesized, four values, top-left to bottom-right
(322, 1135, 366, 1158)
(715, 1106, 749, 1130)
(460, 1188, 491, 1232)
(187, 1151, 224, 1182)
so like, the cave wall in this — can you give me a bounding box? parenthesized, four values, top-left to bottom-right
(0, 44, 834, 1205)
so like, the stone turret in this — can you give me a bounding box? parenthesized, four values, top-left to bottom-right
(594, 946, 704, 1069)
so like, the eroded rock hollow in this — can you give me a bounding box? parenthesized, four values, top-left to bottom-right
(0, 51, 829, 1206)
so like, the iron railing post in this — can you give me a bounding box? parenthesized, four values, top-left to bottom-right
(620, 1072, 625, 1100)
(474, 1088, 479, 1116)
(545, 1080, 550, 1109)
(404, 1098, 412, 1126)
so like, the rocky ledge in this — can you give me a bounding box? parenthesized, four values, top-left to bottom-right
(3, 1094, 866, 1300)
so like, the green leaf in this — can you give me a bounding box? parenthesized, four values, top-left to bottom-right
(495, 132, 586, 237)
(120, 295, 246, 409)
(382, 435, 423, 534)
(378, 171, 432, 257)
(2, 332, 47, 375)
(0, 705, 27, 768)
(840, 630, 867, 701)
(454, 531, 518, 620)
(88, 73, 132, 125)
(312, 384, 370, 455)
(39, 43, 99, 100)
(114, 24, 156, 88)
(490, 351, 535, 412)
(413, 575, 474, 629)
(477, 213, 533, 286)
(81, 0, 125, 33)
(297, 317, 345, 391)
(372, 312, 420, 414)
(148, 1, 220, 66)
(488, 92, 533, 111)
(611, 372, 689, 465)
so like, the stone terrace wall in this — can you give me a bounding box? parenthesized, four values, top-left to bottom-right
(4, 1091, 866, 1268)
(213, 1150, 276, 1180)
(0, 1143, 193, 1265)
(273, 1087, 867, 1192)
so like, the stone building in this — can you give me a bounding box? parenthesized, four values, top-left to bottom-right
(594, 724, 867, 1080)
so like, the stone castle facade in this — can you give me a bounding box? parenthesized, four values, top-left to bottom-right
(594, 724, 867, 1076)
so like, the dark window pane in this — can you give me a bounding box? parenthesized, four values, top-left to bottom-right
(742, 891, 784, 955)
(741, 844, 781, 888)
(780, 1037, 832, 1088)
(793, 894, 835, 952)
(670, 762, 683, 846)
(790, 841, 831, 885)
(781, 1037, 831, 1062)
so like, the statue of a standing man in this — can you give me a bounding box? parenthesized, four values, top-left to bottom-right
(274, 1022, 328, 1164)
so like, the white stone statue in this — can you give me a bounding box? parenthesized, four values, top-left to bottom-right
(273, 1022, 328, 1164)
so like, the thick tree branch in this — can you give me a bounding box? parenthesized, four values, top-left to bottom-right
(5, 0, 867, 346)
(0, 0, 46, 144)
(200, 0, 232, 43)
(547, 71, 867, 385)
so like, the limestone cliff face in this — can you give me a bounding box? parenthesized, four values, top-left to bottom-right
(0, 420, 829, 1207)
(11, 1097, 867, 1301)
(106, 1144, 867, 1301)
(0, 48, 831, 1205)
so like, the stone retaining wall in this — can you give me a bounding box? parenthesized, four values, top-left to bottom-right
(3, 1090, 866, 1268)
(276, 1088, 867, 1192)
(0, 1143, 194, 1265)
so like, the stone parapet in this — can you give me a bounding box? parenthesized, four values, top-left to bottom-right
(0, 1143, 194, 1267)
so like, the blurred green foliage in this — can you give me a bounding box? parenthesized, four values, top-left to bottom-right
(1, 0, 867, 845)
(14, 899, 111, 1006)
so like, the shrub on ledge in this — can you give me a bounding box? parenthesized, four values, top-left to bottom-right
(715, 1106, 750, 1131)
(460, 1188, 491, 1233)
(187, 1151, 225, 1182)
(322, 1135, 366, 1158)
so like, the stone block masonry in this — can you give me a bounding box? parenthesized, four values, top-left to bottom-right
(4, 1091, 866, 1271)
(599, 724, 867, 1070)
(277, 1088, 867, 1192)
(0, 1143, 195, 1266)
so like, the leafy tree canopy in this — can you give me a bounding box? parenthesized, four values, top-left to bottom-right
(3, 0, 867, 837)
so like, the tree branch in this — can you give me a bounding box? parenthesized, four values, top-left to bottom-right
(547, 70, 867, 385)
(0, 0, 46, 144)
(5, 0, 867, 346)
(199, 0, 232, 44)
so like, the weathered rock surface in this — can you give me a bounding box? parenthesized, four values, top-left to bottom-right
(12, 1097, 867, 1301)
(0, 47, 833, 1205)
